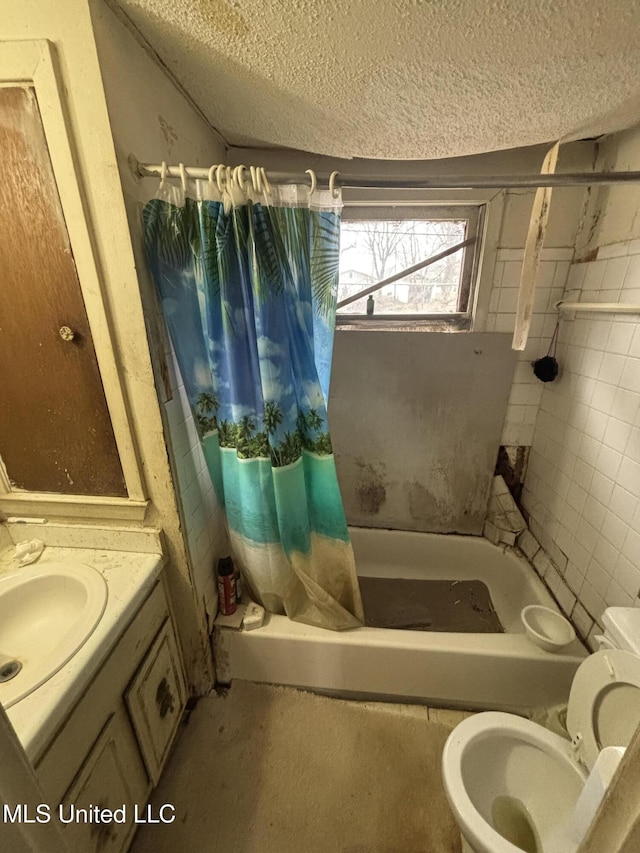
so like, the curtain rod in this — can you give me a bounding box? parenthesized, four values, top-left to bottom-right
(135, 160, 640, 190)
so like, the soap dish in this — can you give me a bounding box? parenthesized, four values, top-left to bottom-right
(521, 605, 576, 653)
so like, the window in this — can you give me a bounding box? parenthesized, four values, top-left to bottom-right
(337, 204, 485, 329)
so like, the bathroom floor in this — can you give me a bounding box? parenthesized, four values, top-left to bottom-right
(131, 681, 472, 853)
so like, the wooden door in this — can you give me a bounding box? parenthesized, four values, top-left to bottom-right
(0, 86, 126, 496)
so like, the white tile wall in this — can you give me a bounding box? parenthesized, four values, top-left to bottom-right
(515, 525, 588, 643)
(486, 248, 574, 446)
(522, 242, 640, 633)
(162, 340, 228, 627)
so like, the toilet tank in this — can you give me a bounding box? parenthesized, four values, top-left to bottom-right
(601, 607, 640, 654)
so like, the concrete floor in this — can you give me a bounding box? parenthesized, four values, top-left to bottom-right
(132, 681, 472, 853)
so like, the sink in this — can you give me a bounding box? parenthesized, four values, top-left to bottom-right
(0, 562, 107, 709)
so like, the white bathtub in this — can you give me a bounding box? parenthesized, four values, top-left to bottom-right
(214, 528, 587, 714)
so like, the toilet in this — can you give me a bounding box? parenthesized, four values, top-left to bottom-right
(442, 607, 640, 853)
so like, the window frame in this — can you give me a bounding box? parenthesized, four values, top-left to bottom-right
(336, 195, 499, 332)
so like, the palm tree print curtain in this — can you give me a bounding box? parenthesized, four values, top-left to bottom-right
(143, 178, 363, 630)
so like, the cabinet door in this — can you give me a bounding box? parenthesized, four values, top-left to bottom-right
(0, 86, 126, 496)
(60, 709, 148, 853)
(125, 620, 186, 784)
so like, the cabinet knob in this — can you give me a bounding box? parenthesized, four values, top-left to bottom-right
(59, 325, 76, 342)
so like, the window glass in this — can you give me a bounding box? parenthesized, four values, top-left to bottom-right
(338, 219, 467, 315)
(336, 205, 483, 326)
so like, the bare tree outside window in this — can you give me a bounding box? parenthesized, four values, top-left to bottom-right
(338, 218, 468, 315)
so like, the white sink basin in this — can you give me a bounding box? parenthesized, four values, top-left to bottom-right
(0, 562, 107, 709)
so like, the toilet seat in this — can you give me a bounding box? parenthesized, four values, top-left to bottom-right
(566, 649, 640, 770)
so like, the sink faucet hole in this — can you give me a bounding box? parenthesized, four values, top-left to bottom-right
(0, 660, 23, 682)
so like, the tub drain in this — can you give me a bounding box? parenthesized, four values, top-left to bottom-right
(0, 660, 22, 683)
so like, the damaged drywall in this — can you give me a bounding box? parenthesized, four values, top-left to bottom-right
(329, 331, 516, 535)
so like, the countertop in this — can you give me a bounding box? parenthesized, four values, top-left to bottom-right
(0, 543, 164, 762)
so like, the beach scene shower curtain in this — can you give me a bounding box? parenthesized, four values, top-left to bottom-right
(143, 176, 363, 630)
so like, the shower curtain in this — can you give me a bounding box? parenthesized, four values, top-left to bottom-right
(143, 174, 363, 630)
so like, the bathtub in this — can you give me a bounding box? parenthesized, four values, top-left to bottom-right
(214, 528, 587, 714)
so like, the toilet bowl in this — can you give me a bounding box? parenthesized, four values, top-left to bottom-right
(442, 647, 640, 853)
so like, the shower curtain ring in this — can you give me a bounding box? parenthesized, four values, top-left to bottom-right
(260, 167, 271, 196)
(249, 165, 258, 192)
(179, 163, 188, 193)
(208, 165, 218, 187)
(159, 161, 168, 188)
(234, 165, 248, 194)
(305, 169, 317, 197)
(329, 171, 340, 198)
(216, 164, 226, 194)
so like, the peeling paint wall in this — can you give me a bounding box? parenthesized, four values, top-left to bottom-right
(329, 332, 516, 534)
(90, 1, 229, 637)
(575, 125, 640, 258)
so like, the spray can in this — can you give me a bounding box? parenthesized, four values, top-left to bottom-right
(217, 556, 237, 615)
(235, 564, 242, 603)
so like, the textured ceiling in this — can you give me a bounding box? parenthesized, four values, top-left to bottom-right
(115, 0, 640, 160)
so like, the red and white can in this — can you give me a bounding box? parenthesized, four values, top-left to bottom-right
(217, 556, 237, 615)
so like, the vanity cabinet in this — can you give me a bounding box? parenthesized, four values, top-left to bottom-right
(34, 578, 186, 853)
(58, 709, 147, 853)
(125, 620, 185, 785)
